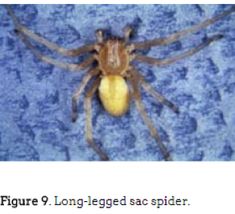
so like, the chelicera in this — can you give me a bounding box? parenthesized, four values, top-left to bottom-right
(5, 6, 235, 161)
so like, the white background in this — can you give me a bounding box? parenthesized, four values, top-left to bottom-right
(0, 163, 235, 214)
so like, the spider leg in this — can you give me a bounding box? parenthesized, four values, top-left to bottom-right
(123, 26, 134, 43)
(132, 6, 235, 50)
(128, 73, 172, 161)
(95, 29, 105, 43)
(131, 68, 179, 114)
(84, 78, 109, 161)
(71, 68, 100, 122)
(5, 5, 94, 56)
(17, 31, 94, 72)
(134, 34, 223, 67)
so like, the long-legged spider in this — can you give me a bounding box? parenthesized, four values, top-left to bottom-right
(5, 5, 235, 161)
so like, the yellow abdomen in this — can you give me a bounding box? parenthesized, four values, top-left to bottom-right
(99, 75, 129, 117)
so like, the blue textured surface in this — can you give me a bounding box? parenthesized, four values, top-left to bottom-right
(0, 5, 235, 161)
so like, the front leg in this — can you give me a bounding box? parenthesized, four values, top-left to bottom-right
(134, 34, 223, 67)
(132, 6, 235, 50)
(5, 5, 95, 57)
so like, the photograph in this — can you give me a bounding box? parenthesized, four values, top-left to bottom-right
(0, 4, 235, 161)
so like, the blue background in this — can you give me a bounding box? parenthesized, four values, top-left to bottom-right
(0, 5, 235, 161)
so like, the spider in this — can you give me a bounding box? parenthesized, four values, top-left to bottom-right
(5, 5, 235, 161)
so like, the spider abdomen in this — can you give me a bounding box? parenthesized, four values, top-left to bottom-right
(99, 75, 129, 117)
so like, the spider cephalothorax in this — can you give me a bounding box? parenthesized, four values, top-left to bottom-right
(5, 5, 235, 161)
(96, 38, 132, 75)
